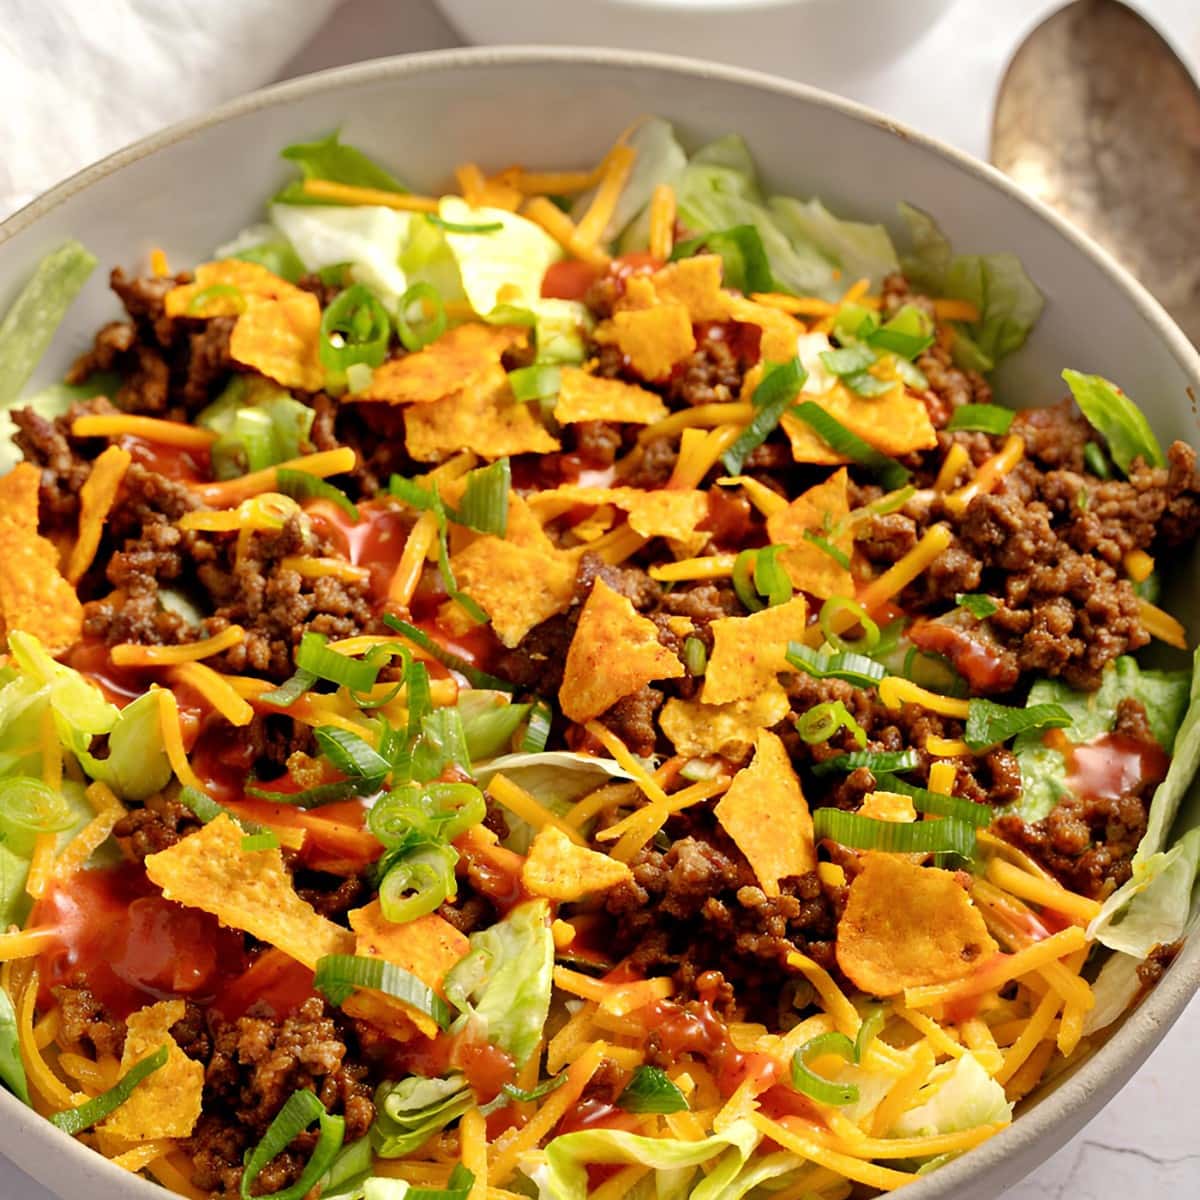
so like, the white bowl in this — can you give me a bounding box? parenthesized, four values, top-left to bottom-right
(433, 0, 957, 90)
(2, 45, 1199, 1200)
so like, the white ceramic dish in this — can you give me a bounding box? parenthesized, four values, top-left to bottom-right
(1, 44, 1198, 1200)
(433, 0, 956, 91)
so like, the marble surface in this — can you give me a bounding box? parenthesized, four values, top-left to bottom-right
(4, 0, 1199, 1196)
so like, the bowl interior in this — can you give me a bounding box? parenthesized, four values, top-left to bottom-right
(1, 46, 1199, 1200)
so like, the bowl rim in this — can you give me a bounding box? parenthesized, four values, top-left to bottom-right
(1, 42, 1198, 1200)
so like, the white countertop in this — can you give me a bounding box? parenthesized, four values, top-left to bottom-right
(3, 0, 1198, 1195)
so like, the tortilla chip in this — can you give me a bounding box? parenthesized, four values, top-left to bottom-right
(533, 485, 708, 545)
(452, 537, 576, 648)
(701, 595, 808, 706)
(164, 259, 296, 318)
(353, 323, 529, 406)
(101, 1000, 203, 1141)
(0, 463, 83, 653)
(859, 790, 917, 823)
(559, 578, 684, 723)
(522, 826, 634, 900)
(143, 815, 354, 968)
(553, 367, 668, 426)
(836, 855, 998, 995)
(229, 288, 324, 391)
(405, 363, 560, 463)
(727, 296, 804, 362)
(780, 381, 938, 462)
(659, 684, 791, 762)
(605, 303, 696, 382)
(716, 729, 815, 895)
(67, 445, 131, 584)
(344, 901, 469, 1038)
(647, 255, 731, 323)
(764, 468, 854, 600)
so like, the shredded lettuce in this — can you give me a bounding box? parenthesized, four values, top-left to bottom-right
(891, 1052, 1011, 1138)
(457, 692, 530, 762)
(316, 1136, 374, 1200)
(275, 131, 408, 205)
(529, 1118, 760, 1200)
(898, 202, 1043, 371)
(769, 196, 900, 289)
(0, 839, 31, 929)
(7, 631, 117, 745)
(1083, 949, 1153, 1034)
(75, 691, 172, 802)
(443, 899, 553, 1068)
(198, 376, 315, 480)
(270, 203, 415, 309)
(370, 1073, 472, 1159)
(1009, 656, 1190, 823)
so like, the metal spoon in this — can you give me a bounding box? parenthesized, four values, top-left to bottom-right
(991, 0, 1200, 344)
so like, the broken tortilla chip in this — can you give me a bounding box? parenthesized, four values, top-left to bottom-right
(603, 303, 695, 382)
(727, 295, 804, 362)
(229, 287, 324, 391)
(143, 815, 354, 968)
(553, 367, 668, 426)
(344, 901, 468, 1038)
(164, 259, 296, 318)
(101, 1000, 203, 1141)
(859, 790, 917, 823)
(701, 595, 808, 706)
(780, 381, 937, 462)
(405, 363, 560, 462)
(559, 578, 684, 723)
(67, 445, 132, 584)
(0, 462, 83, 654)
(521, 826, 633, 900)
(836, 854, 998, 995)
(352, 322, 529, 405)
(764, 468, 854, 600)
(530, 485, 708, 546)
(646, 255, 730, 323)
(715, 729, 815, 896)
(659, 684, 791, 762)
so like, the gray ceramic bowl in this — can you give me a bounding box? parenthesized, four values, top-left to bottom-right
(1, 46, 1198, 1200)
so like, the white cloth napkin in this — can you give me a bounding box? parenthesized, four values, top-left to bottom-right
(0, 0, 340, 218)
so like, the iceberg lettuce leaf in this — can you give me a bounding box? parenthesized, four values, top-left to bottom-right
(769, 196, 900, 289)
(371, 1073, 472, 1159)
(891, 1052, 1011, 1138)
(76, 691, 172, 802)
(275, 132, 408, 205)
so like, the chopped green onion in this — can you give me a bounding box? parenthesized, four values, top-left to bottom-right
(963, 699, 1072, 751)
(0, 240, 97, 407)
(866, 305, 935, 360)
(427, 215, 505, 234)
(0, 777, 76, 838)
(670, 224, 776, 294)
(1083, 441, 1112, 480)
(896, 357, 929, 390)
(395, 282, 448, 352)
(276, 468, 360, 521)
(722, 358, 808, 476)
(508, 364, 563, 402)
(177, 785, 276, 835)
(795, 701, 867, 748)
(791, 402, 910, 491)
(320, 284, 391, 373)
(833, 304, 878, 345)
(50, 1046, 168, 1134)
(945, 405, 1014, 435)
(483, 303, 537, 327)
(387, 1165, 475, 1200)
(520, 699, 553, 753)
(314, 726, 390, 782)
(854, 1006, 887, 1064)
(368, 782, 486, 849)
(955, 593, 999, 619)
(240, 1088, 346, 1200)
(618, 1065, 689, 1114)
(245, 779, 366, 807)
(378, 843, 459, 923)
(187, 283, 246, 316)
(502, 1075, 566, 1103)
(0, 986, 30, 1106)
(813, 808, 978, 857)
(801, 531, 851, 570)
(861, 485, 917, 519)
(383, 616, 515, 692)
(731, 548, 765, 613)
(256, 667, 319, 708)
(345, 362, 375, 393)
(872, 774, 993, 828)
(297, 632, 404, 693)
(842, 370, 896, 398)
(683, 636, 708, 676)
(241, 832, 281, 852)
(751, 544, 793, 607)
(820, 345, 877, 377)
(812, 749, 921, 778)
(786, 644, 886, 689)
(790, 1033, 859, 1106)
(314, 955, 452, 1028)
(457, 458, 511, 536)
(410, 708, 472, 784)
(460, 697, 530, 761)
(818, 597, 880, 654)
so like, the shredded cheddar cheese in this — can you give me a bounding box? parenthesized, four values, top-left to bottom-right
(188, 447, 356, 506)
(986, 858, 1101, 926)
(278, 555, 372, 585)
(112, 624, 245, 666)
(878, 676, 971, 719)
(648, 183, 677, 261)
(944, 435, 1025, 515)
(1138, 597, 1188, 649)
(300, 179, 440, 211)
(648, 554, 736, 583)
(155, 687, 204, 793)
(522, 197, 611, 268)
(583, 722, 669, 805)
(575, 144, 637, 246)
(486, 773, 586, 845)
(1124, 548, 1155, 582)
(71, 414, 218, 449)
(170, 662, 255, 727)
(933, 442, 971, 492)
